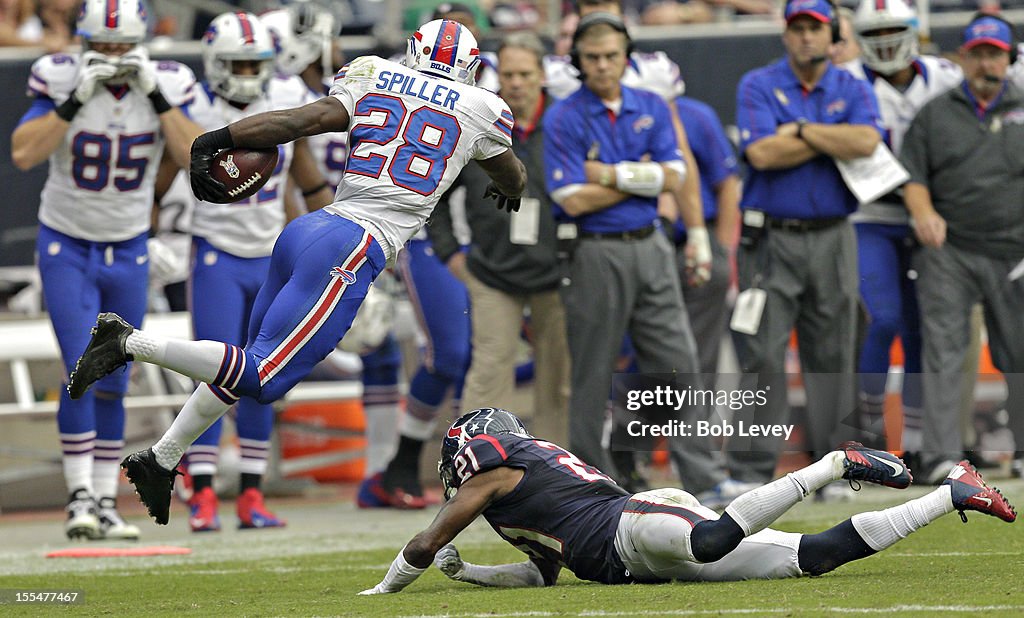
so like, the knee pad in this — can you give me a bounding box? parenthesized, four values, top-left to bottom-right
(690, 517, 744, 564)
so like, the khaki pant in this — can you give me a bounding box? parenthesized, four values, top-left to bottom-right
(460, 271, 571, 445)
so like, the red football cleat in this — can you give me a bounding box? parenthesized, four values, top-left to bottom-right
(236, 488, 286, 529)
(943, 460, 1017, 523)
(188, 486, 221, 532)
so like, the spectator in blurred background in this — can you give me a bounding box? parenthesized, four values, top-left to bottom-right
(844, 0, 962, 465)
(0, 0, 68, 49)
(732, 0, 882, 489)
(429, 32, 572, 445)
(899, 13, 1024, 483)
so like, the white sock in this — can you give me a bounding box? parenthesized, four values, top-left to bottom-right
(92, 438, 123, 500)
(364, 402, 400, 476)
(399, 412, 437, 442)
(185, 444, 219, 477)
(851, 486, 954, 551)
(725, 452, 843, 536)
(238, 438, 270, 476)
(127, 330, 240, 385)
(62, 453, 94, 497)
(153, 386, 231, 470)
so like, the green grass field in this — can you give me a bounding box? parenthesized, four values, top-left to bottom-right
(1, 481, 1021, 617)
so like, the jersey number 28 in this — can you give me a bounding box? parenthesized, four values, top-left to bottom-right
(345, 93, 461, 196)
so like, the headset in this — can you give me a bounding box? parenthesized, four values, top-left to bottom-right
(963, 11, 1018, 64)
(569, 11, 634, 72)
(783, 0, 841, 45)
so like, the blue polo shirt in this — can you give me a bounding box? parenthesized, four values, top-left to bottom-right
(543, 84, 683, 234)
(736, 58, 883, 219)
(676, 96, 738, 227)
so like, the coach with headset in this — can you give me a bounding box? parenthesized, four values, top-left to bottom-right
(730, 0, 882, 487)
(542, 12, 708, 475)
(899, 13, 1024, 483)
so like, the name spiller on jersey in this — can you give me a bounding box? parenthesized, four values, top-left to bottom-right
(374, 70, 461, 111)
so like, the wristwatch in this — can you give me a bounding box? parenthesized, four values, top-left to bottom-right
(796, 120, 808, 140)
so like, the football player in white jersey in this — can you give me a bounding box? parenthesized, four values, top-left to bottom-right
(10, 0, 202, 541)
(182, 11, 334, 533)
(68, 19, 528, 528)
(263, 3, 421, 508)
(846, 0, 962, 468)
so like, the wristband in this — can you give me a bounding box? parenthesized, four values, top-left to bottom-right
(796, 120, 807, 140)
(55, 95, 83, 122)
(194, 126, 235, 152)
(302, 182, 330, 197)
(148, 89, 172, 115)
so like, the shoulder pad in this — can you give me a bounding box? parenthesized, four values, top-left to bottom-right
(28, 53, 79, 100)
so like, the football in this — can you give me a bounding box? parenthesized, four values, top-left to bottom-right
(207, 147, 279, 203)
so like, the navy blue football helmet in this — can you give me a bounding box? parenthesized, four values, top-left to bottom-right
(438, 408, 531, 500)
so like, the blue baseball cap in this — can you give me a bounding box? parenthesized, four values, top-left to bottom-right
(785, 0, 834, 25)
(962, 16, 1012, 52)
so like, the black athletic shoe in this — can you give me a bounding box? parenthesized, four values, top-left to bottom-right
(67, 313, 134, 399)
(121, 448, 177, 525)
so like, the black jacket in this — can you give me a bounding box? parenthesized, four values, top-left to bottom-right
(427, 92, 561, 294)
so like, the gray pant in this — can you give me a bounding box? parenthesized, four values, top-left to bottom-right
(680, 232, 732, 376)
(914, 244, 1024, 465)
(562, 232, 724, 493)
(731, 221, 859, 483)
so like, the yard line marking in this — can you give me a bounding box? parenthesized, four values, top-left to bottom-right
(403, 606, 1024, 618)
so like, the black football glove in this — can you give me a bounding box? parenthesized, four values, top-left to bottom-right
(483, 183, 521, 213)
(189, 128, 232, 203)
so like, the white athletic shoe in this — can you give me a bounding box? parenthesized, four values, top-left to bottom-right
(65, 488, 101, 540)
(97, 497, 140, 540)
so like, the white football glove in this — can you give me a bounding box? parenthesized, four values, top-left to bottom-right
(119, 47, 158, 95)
(72, 51, 118, 103)
(684, 226, 712, 287)
(433, 544, 466, 580)
(146, 237, 184, 284)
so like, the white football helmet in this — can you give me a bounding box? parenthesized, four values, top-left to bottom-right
(405, 19, 480, 85)
(76, 0, 147, 48)
(202, 12, 276, 104)
(261, 3, 338, 78)
(853, 0, 919, 75)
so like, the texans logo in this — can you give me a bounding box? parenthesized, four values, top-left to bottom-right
(330, 266, 357, 284)
(219, 155, 240, 179)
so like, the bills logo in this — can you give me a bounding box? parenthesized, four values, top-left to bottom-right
(330, 267, 357, 284)
(970, 23, 1000, 37)
(219, 155, 240, 179)
(826, 99, 847, 116)
(1001, 109, 1024, 125)
(633, 115, 654, 133)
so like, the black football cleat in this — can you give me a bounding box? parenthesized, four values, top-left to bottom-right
(67, 313, 134, 399)
(121, 448, 178, 525)
(839, 441, 913, 489)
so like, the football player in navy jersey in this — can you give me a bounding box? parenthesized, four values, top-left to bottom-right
(360, 408, 1014, 593)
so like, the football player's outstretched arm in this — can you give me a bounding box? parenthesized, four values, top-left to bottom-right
(227, 97, 351, 149)
(434, 544, 560, 588)
(358, 466, 524, 595)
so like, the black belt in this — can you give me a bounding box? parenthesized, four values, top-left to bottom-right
(578, 223, 657, 241)
(766, 216, 845, 232)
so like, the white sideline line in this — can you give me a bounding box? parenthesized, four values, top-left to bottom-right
(403, 606, 1024, 618)
(889, 551, 1019, 557)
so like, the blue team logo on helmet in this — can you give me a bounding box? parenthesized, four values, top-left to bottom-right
(438, 408, 530, 500)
